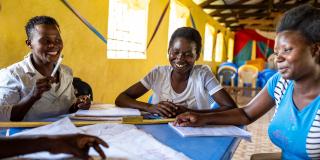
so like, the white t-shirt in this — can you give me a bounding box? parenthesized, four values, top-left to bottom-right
(140, 65, 223, 110)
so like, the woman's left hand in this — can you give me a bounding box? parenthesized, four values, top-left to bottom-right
(161, 101, 189, 116)
(160, 101, 189, 115)
(76, 95, 91, 110)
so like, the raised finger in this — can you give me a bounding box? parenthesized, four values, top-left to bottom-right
(92, 137, 109, 148)
(92, 143, 106, 159)
(84, 136, 109, 148)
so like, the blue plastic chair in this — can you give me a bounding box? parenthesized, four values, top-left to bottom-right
(219, 62, 238, 69)
(217, 63, 238, 87)
(258, 69, 277, 88)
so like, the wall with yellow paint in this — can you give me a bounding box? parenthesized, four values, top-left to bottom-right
(0, 0, 232, 103)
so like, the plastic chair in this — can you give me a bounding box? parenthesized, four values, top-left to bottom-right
(238, 64, 259, 96)
(258, 69, 277, 88)
(217, 64, 238, 87)
(246, 58, 265, 71)
(219, 62, 238, 69)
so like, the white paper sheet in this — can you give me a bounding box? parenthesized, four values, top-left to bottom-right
(13, 117, 83, 136)
(90, 103, 117, 110)
(14, 118, 190, 160)
(80, 124, 190, 160)
(75, 107, 141, 117)
(70, 115, 123, 121)
(168, 122, 252, 141)
(14, 117, 83, 159)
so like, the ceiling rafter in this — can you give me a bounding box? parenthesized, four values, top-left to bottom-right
(209, 0, 249, 17)
(199, 0, 218, 7)
(198, 0, 319, 31)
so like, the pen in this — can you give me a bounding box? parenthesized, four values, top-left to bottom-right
(51, 54, 64, 77)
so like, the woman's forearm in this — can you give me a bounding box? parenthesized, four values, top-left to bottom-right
(10, 94, 38, 121)
(115, 92, 150, 111)
(0, 136, 49, 158)
(203, 108, 252, 125)
(189, 105, 237, 113)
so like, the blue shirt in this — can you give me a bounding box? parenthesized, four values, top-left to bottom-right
(267, 73, 320, 160)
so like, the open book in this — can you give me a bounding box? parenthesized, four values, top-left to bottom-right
(168, 122, 251, 141)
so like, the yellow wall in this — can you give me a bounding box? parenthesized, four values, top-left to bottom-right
(0, 0, 232, 103)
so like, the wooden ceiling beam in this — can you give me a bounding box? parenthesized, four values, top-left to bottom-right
(199, 0, 218, 8)
(207, 0, 250, 17)
(218, 20, 239, 26)
(204, 3, 320, 10)
(211, 12, 270, 18)
(244, 25, 275, 31)
(204, 4, 268, 9)
(238, 19, 274, 25)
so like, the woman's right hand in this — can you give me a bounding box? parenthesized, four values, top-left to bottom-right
(146, 101, 179, 118)
(48, 134, 108, 160)
(173, 112, 207, 127)
(30, 77, 55, 100)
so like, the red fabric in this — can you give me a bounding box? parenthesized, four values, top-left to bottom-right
(234, 29, 274, 60)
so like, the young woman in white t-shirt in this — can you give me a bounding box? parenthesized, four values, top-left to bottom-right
(115, 27, 237, 118)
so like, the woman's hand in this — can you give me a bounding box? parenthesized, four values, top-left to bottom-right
(75, 95, 91, 110)
(30, 77, 55, 100)
(146, 101, 179, 118)
(173, 112, 207, 127)
(49, 134, 108, 160)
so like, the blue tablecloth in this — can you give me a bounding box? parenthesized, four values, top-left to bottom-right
(2, 117, 241, 160)
(137, 124, 241, 160)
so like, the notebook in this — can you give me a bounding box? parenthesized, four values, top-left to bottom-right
(168, 122, 251, 141)
(75, 107, 141, 117)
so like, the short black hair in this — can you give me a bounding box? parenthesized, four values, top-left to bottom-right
(276, 4, 320, 43)
(25, 16, 60, 40)
(169, 27, 202, 56)
(73, 77, 93, 101)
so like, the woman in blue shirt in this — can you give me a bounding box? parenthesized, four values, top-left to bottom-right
(174, 4, 320, 160)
